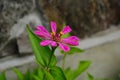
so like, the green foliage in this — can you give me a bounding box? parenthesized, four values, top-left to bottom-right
(49, 66, 66, 80)
(13, 68, 24, 80)
(61, 47, 84, 55)
(0, 71, 6, 80)
(26, 25, 57, 67)
(44, 66, 66, 80)
(13, 67, 66, 80)
(64, 61, 91, 80)
(87, 73, 94, 80)
(29, 68, 44, 80)
(13, 68, 46, 80)
(24, 69, 33, 80)
(61, 33, 70, 38)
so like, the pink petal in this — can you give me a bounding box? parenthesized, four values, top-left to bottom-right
(59, 43, 70, 52)
(35, 31, 51, 39)
(50, 21, 57, 32)
(63, 36, 79, 41)
(51, 41, 57, 47)
(40, 40, 52, 46)
(37, 26, 50, 34)
(61, 26, 72, 34)
(35, 26, 51, 39)
(62, 36, 79, 46)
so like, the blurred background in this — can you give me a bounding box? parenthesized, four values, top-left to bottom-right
(0, 0, 120, 80)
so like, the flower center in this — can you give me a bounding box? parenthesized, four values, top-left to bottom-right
(51, 32, 63, 42)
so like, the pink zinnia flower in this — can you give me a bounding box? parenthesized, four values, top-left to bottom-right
(35, 21, 79, 52)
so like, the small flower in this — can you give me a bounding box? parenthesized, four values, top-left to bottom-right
(35, 21, 79, 52)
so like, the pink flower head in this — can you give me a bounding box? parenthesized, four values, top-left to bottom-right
(35, 21, 79, 52)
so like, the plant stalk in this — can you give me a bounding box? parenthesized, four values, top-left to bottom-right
(47, 47, 56, 67)
(43, 47, 56, 80)
(62, 53, 67, 70)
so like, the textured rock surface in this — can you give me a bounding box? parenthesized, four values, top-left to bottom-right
(17, 28, 33, 55)
(0, 39, 18, 57)
(37, 0, 108, 37)
(0, 0, 36, 57)
(0, 0, 35, 42)
(37, 0, 120, 37)
(17, 13, 43, 55)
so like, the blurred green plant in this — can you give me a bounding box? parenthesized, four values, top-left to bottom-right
(13, 68, 46, 80)
(87, 73, 94, 80)
(13, 61, 91, 80)
(0, 69, 117, 80)
(64, 61, 91, 80)
(0, 71, 6, 80)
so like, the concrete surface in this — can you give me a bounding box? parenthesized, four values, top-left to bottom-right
(64, 39, 120, 80)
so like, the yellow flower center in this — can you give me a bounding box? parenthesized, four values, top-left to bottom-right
(51, 32, 63, 42)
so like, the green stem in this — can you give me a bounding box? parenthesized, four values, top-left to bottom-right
(43, 47, 56, 80)
(62, 53, 67, 70)
(47, 47, 56, 67)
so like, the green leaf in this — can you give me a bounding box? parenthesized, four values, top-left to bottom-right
(67, 47, 84, 54)
(61, 47, 84, 54)
(24, 69, 32, 80)
(26, 25, 57, 67)
(71, 61, 91, 79)
(33, 75, 42, 80)
(33, 75, 41, 80)
(31, 67, 44, 80)
(50, 66, 67, 80)
(13, 68, 24, 80)
(0, 71, 6, 80)
(45, 66, 66, 80)
(87, 73, 94, 80)
(65, 61, 91, 80)
(64, 67, 71, 75)
(37, 68, 44, 80)
(24, 69, 30, 80)
(61, 33, 70, 38)
(32, 68, 39, 76)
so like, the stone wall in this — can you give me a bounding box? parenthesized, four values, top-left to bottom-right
(0, 0, 44, 57)
(0, 0, 120, 58)
(37, 0, 120, 38)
